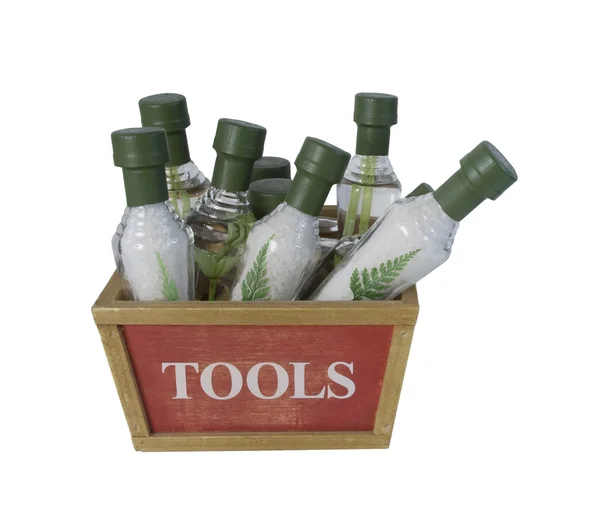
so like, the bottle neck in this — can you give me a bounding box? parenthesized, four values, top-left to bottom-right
(165, 130, 191, 167)
(356, 125, 391, 156)
(122, 166, 168, 207)
(211, 153, 255, 193)
(432, 169, 485, 221)
(285, 169, 330, 217)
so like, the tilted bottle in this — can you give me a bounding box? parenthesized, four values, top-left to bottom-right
(186, 118, 267, 300)
(337, 92, 401, 237)
(139, 93, 209, 219)
(231, 137, 351, 301)
(312, 141, 518, 301)
(111, 128, 194, 301)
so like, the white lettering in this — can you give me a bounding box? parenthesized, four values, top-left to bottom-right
(327, 362, 356, 399)
(200, 363, 243, 400)
(247, 363, 289, 400)
(162, 362, 199, 399)
(289, 362, 326, 399)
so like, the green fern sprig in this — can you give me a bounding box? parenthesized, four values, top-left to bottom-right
(156, 252, 180, 301)
(349, 249, 421, 300)
(241, 235, 274, 301)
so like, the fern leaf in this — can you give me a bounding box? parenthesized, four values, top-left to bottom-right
(156, 252, 180, 301)
(240, 235, 274, 301)
(350, 249, 421, 300)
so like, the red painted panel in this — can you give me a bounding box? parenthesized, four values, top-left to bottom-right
(122, 325, 393, 433)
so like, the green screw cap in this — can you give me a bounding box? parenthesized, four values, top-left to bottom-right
(111, 127, 170, 207)
(211, 119, 267, 192)
(354, 93, 398, 127)
(139, 94, 193, 166)
(251, 157, 291, 183)
(138, 93, 191, 132)
(287, 137, 351, 217)
(433, 141, 518, 221)
(111, 127, 170, 168)
(248, 178, 292, 219)
(213, 118, 266, 159)
(354, 93, 398, 156)
(406, 182, 433, 198)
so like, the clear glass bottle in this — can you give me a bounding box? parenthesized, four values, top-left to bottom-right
(111, 127, 194, 301)
(185, 118, 266, 301)
(312, 141, 518, 301)
(139, 93, 210, 219)
(337, 93, 401, 237)
(231, 137, 351, 301)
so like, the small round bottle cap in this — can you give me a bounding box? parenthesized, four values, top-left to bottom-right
(406, 182, 434, 198)
(251, 157, 291, 183)
(354, 93, 398, 127)
(213, 118, 267, 159)
(461, 141, 518, 200)
(138, 93, 191, 132)
(295, 137, 351, 185)
(111, 127, 170, 168)
(248, 178, 292, 219)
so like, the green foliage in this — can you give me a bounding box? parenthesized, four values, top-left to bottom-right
(349, 249, 421, 300)
(156, 252, 180, 301)
(241, 235, 274, 301)
(196, 215, 255, 281)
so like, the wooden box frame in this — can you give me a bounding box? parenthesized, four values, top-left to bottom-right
(92, 208, 419, 452)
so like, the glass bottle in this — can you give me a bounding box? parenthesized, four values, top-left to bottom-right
(337, 93, 401, 237)
(312, 141, 518, 301)
(111, 127, 194, 301)
(231, 137, 350, 301)
(185, 118, 266, 301)
(139, 93, 209, 219)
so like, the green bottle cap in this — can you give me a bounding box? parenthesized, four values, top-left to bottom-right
(138, 93, 191, 132)
(139, 93, 192, 167)
(248, 178, 292, 219)
(211, 119, 267, 192)
(251, 157, 291, 183)
(287, 137, 351, 217)
(406, 182, 433, 198)
(354, 93, 398, 156)
(433, 141, 518, 221)
(111, 127, 170, 207)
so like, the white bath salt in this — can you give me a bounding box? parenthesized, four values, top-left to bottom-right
(230, 204, 322, 301)
(311, 195, 457, 301)
(114, 202, 194, 301)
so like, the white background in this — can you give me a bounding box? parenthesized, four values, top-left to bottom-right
(2, 0, 599, 526)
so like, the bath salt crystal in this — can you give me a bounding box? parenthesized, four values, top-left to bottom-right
(312, 141, 518, 301)
(111, 127, 194, 301)
(231, 137, 351, 301)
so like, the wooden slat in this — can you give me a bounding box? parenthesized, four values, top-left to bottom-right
(373, 325, 417, 436)
(97, 325, 150, 437)
(132, 432, 390, 452)
(92, 273, 419, 326)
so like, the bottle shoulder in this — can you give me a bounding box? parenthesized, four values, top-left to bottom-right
(342, 155, 400, 187)
(186, 187, 253, 224)
(118, 202, 193, 245)
(380, 195, 459, 251)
